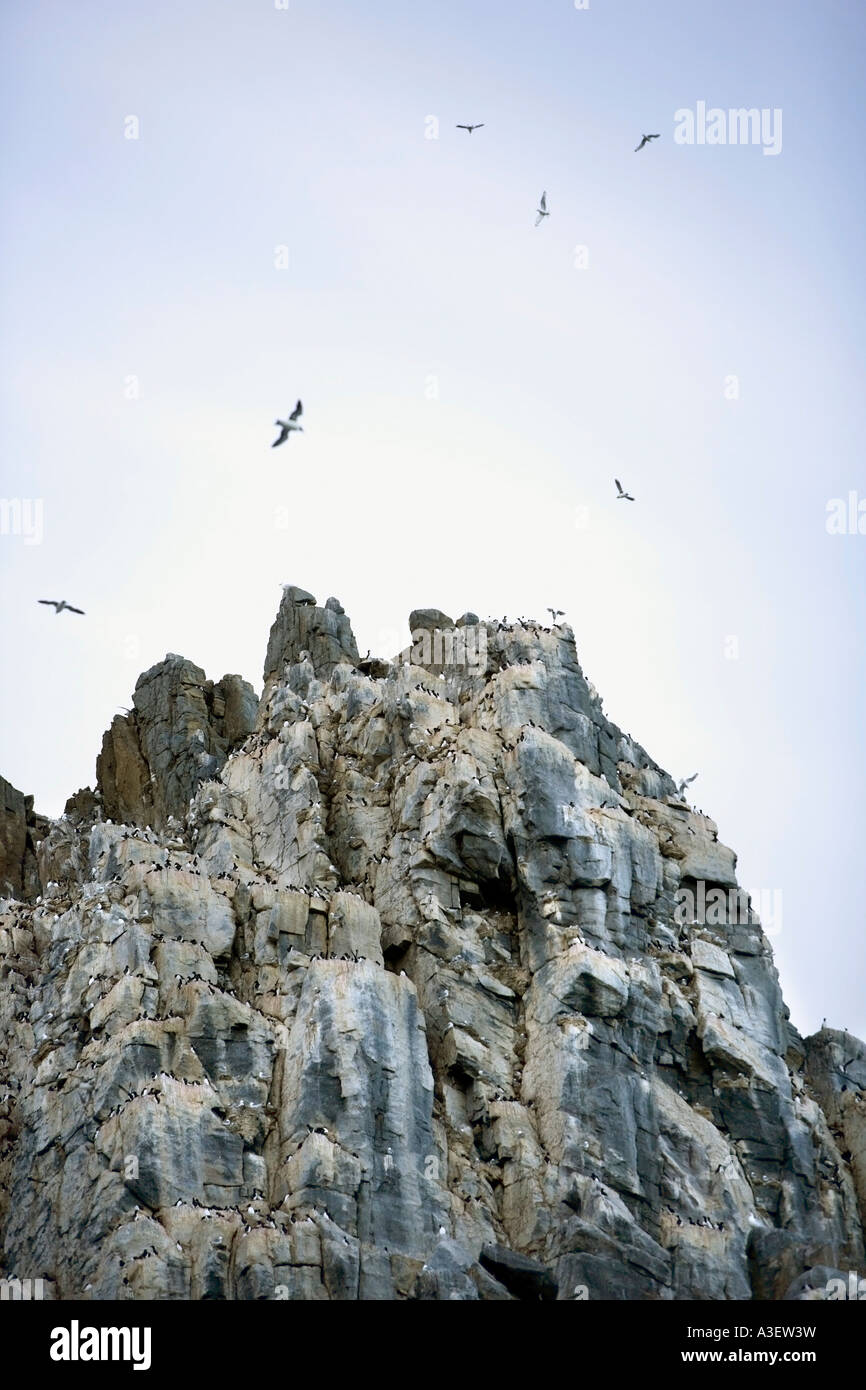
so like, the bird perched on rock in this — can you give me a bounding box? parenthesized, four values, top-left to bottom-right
(615, 479, 635, 502)
(535, 191, 549, 225)
(271, 401, 303, 447)
(635, 133, 660, 152)
(38, 599, 85, 615)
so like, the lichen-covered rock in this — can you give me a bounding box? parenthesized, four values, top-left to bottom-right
(0, 588, 863, 1301)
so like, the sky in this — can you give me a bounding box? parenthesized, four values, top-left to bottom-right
(1, 0, 864, 1041)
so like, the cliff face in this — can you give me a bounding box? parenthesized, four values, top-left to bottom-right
(1, 588, 863, 1301)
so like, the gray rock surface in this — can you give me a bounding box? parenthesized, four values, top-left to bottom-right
(0, 776, 49, 901)
(264, 587, 359, 683)
(1, 588, 863, 1300)
(96, 657, 257, 830)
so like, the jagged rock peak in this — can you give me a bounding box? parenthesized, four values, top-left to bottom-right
(264, 585, 360, 683)
(0, 775, 49, 901)
(0, 586, 863, 1301)
(95, 655, 257, 831)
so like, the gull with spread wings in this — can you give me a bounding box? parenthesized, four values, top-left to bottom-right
(39, 600, 85, 615)
(272, 401, 303, 447)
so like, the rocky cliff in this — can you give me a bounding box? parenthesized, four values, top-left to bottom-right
(1, 587, 863, 1301)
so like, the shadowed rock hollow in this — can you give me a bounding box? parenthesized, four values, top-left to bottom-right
(0, 587, 863, 1300)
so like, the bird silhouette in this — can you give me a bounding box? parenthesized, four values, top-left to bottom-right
(456, 123, 484, 134)
(272, 401, 303, 447)
(535, 191, 549, 225)
(635, 133, 661, 152)
(547, 608, 565, 622)
(615, 479, 635, 501)
(38, 600, 85, 615)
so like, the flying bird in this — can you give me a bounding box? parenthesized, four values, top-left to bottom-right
(615, 479, 635, 501)
(38, 600, 85, 615)
(535, 191, 549, 226)
(635, 133, 661, 152)
(677, 774, 699, 794)
(271, 400, 303, 447)
(456, 123, 484, 134)
(547, 608, 565, 622)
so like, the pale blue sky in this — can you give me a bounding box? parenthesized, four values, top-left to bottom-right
(1, 0, 864, 1039)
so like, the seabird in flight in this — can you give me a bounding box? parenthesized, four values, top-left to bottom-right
(272, 400, 303, 447)
(635, 133, 661, 152)
(615, 478, 635, 501)
(677, 773, 699, 795)
(547, 608, 565, 622)
(535, 191, 549, 226)
(38, 599, 85, 615)
(456, 124, 484, 134)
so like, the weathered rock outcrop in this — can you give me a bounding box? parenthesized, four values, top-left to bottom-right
(0, 775, 49, 901)
(1, 587, 863, 1300)
(263, 589, 359, 683)
(96, 657, 257, 830)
